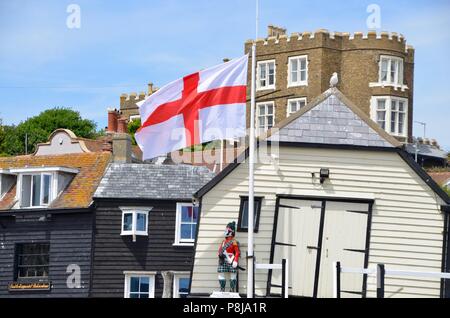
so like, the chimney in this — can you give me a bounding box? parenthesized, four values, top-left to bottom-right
(107, 109, 119, 133)
(112, 133, 132, 163)
(267, 25, 287, 38)
(148, 82, 154, 95)
(117, 117, 128, 133)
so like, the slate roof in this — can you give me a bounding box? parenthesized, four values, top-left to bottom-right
(405, 143, 448, 160)
(94, 163, 215, 200)
(0, 152, 111, 210)
(267, 87, 401, 148)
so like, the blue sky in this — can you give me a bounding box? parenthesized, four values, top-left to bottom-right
(0, 0, 449, 150)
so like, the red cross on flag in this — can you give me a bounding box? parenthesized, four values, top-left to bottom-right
(135, 55, 248, 160)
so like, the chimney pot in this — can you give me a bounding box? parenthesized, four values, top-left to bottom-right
(117, 117, 128, 133)
(148, 83, 154, 95)
(107, 109, 119, 133)
(267, 25, 287, 38)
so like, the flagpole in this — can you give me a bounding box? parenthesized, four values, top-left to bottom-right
(247, 0, 258, 299)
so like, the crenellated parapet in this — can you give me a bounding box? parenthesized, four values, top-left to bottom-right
(245, 29, 413, 61)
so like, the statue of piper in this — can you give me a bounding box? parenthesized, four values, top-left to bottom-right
(217, 221, 241, 292)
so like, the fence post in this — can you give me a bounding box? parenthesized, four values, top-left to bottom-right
(334, 261, 341, 299)
(281, 259, 286, 298)
(376, 264, 385, 298)
(252, 256, 256, 297)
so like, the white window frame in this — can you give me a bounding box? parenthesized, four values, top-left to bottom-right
(370, 96, 408, 137)
(256, 101, 275, 135)
(123, 271, 156, 298)
(287, 55, 308, 87)
(286, 97, 307, 117)
(120, 207, 152, 241)
(18, 172, 54, 208)
(370, 55, 408, 91)
(173, 272, 190, 298)
(174, 203, 198, 246)
(256, 60, 276, 91)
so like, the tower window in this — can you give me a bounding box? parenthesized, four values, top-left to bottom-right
(257, 60, 276, 90)
(370, 96, 408, 137)
(379, 56, 404, 86)
(288, 56, 308, 87)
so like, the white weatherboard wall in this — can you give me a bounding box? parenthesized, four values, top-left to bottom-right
(190, 146, 446, 298)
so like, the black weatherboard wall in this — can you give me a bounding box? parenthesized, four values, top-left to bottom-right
(0, 210, 93, 298)
(90, 163, 215, 297)
(91, 199, 193, 297)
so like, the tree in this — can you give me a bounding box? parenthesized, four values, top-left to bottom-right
(0, 107, 99, 156)
(127, 118, 141, 145)
(0, 118, 7, 157)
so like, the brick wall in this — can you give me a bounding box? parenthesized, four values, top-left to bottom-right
(245, 29, 415, 142)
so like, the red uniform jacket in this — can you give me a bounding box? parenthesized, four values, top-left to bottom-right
(218, 237, 240, 264)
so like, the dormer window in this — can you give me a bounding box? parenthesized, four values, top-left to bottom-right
(21, 173, 52, 207)
(9, 167, 79, 209)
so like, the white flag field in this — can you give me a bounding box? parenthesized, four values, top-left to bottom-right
(135, 55, 249, 160)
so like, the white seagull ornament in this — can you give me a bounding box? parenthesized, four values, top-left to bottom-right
(330, 72, 338, 87)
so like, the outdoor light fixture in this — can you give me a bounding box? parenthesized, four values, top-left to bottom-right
(319, 168, 330, 184)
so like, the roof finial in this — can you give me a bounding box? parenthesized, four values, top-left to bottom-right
(330, 72, 338, 88)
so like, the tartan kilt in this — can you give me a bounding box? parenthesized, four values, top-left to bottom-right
(217, 260, 237, 273)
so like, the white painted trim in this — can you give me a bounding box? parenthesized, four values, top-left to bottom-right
(172, 242, 194, 247)
(9, 167, 79, 174)
(256, 59, 276, 91)
(0, 169, 15, 175)
(370, 96, 408, 138)
(123, 272, 156, 298)
(123, 270, 158, 275)
(369, 82, 409, 91)
(174, 203, 197, 245)
(287, 55, 308, 88)
(286, 97, 307, 117)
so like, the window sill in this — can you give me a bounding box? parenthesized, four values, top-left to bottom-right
(172, 242, 194, 247)
(388, 133, 407, 138)
(287, 82, 308, 88)
(256, 86, 275, 92)
(120, 232, 148, 237)
(369, 82, 409, 91)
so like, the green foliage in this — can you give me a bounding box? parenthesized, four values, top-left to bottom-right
(444, 186, 450, 197)
(0, 119, 7, 156)
(127, 118, 141, 145)
(0, 107, 98, 156)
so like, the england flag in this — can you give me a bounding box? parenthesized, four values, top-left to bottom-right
(135, 55, 248, 160)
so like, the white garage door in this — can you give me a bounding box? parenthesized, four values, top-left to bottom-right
(270, 197, 372, 298)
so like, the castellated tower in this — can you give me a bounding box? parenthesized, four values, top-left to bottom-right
(245, 26, 415, 143)
(117, 83, 158, 122)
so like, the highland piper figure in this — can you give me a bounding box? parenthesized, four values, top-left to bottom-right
(217, 221, 241, 292)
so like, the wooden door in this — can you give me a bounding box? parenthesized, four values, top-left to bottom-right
(271, 199, 322, 297)
(317, 201, 370, 298)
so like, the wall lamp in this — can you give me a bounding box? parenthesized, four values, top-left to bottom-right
(319, 168, 330, 184)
